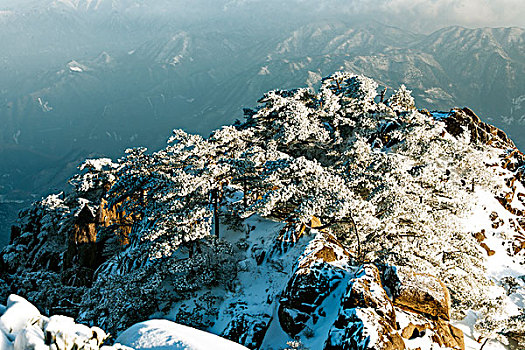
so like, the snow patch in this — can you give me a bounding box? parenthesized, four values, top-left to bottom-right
(80, 158, 117, 172)
(0, 295, 128, 350)
(258, 66, 270, 75)
(116, 320, 249, 350)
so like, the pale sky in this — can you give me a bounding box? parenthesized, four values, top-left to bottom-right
(357, 0, 525, 31)
(2, 0, 524, 33)
(225, 0, 525, 32)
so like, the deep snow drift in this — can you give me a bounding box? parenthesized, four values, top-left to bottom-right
(0, 295, 248, 350)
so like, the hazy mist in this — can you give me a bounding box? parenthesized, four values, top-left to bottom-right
(0, 0, 524, 247)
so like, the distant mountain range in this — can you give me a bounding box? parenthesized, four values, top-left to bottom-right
(0, 7, 524, 245)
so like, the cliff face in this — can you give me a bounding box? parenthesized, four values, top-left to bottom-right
(1, 73, 525, 349)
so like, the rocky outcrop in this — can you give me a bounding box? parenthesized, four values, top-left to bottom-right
(448, 109, 525, 259)
(0, 294, 127, 350)
(433, 319, 465, 350)
(445, 108, 516, 149)
(278, 232, 351, 336)
(64, 204, 98, 270)
(345, 265, 396, 325)
(222, 314, 270, 349)
(326, 264, 405, 350)
(97, 198, 133, 245)
(278, 235, 464, 350)
(0, 184, 142, 314)
(278, 260, 345, 336)
(384, 266, 451, 320)
(395, 308, 464, 350)
(383, 266, 465, 350)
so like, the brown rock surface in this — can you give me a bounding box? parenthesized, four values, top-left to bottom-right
(397, 309, 464, 350)
(444, 108, 516, 149)
(480, 242, 496, 256)
(473, 229, 486, 242)
(388, 267, 451, 321)
(401, 322, 428, 339)
(326, 264, 405, 350)
(278, 233, 350, 336)
(314, 246, 339, 262)
(431, 319, 465, 350)
(345, 264, 396, 327)
(97, 198, 133, 245)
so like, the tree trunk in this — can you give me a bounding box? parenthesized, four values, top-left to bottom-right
(213, 189, 220, 238)
(243, 177, 248, 209)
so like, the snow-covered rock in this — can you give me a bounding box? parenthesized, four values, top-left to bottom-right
(0, 295, 129, 350)
(13, 324, 47, 350)
(116, 319, 249, 350)
(0, 295, 250, 350)
(326, 264, 405, 350)
(0, 330, 12, 350)
(385, 266, 451, 320)
(278, 231, 351, 336)
(0, 295, 40, 336)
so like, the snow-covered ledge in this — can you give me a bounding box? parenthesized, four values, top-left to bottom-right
(0, 294, 128, 350)
(0, 295, 248, 350)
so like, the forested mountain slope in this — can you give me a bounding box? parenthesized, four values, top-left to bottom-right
(1, 18, 524, 249)
(2, 73, 525, 349)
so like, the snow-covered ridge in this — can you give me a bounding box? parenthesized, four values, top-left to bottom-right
(0, 294, 126, 350)
(0, 295, 248, 350)
(116, 320, 249, 350)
